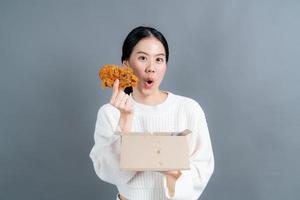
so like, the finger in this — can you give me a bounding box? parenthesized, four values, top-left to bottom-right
(124, 95, 132, 108)
(115, 92, 126, 108)
(110, 79, 119, 104)
(119, 94, 129, 109)
(115, 91, 125, 107)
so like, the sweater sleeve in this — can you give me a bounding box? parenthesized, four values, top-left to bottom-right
(163, 101, 215, 200)
(89, 105, 137, 185)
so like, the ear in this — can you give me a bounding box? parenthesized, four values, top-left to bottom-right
(122, 60, 129, 67)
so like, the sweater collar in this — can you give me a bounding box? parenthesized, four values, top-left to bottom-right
(129, 91, 174, 112)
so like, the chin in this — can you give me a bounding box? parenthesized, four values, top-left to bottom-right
(135, 87, 157, 96)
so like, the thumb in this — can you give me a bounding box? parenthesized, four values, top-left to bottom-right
(113, 79, 119, 93)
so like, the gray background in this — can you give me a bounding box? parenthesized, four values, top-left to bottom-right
(0, 0, 299, 199)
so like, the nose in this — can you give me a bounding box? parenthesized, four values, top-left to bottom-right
(145, 61, 155, 73)
(146, 68, 155, 73)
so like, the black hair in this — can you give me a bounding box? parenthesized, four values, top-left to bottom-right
(122, 26, 169, 95)
(121, 26, 169, 63)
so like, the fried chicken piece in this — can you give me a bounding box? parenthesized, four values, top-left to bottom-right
(99, 64, 138, 89)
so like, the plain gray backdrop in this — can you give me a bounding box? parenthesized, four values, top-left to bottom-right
(1, 0, 299, 199)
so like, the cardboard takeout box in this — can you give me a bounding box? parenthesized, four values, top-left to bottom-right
(115, 129, 192, 171)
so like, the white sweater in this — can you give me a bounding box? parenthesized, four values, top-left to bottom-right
(89, 91, 214, 200)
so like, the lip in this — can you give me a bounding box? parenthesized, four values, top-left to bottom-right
(145, 76, 154, 82)
(144, 80, 154, 89)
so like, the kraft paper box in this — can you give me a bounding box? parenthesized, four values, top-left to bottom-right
(115, 129, 192, 171)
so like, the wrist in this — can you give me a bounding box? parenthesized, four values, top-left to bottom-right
(118, 113, 134, 132)
(120, 112, 134, 118)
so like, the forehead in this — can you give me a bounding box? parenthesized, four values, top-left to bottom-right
(132, 37, 165, 55)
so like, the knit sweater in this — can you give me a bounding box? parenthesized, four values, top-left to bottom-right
(89, 91, 214, 200)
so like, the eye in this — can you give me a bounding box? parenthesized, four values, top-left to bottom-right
(138, 56, 147, 61)
(156, 57, 164, 62)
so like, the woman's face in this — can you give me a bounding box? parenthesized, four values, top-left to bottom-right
(123, 37, 167, 96)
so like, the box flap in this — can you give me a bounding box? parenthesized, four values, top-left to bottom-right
(115, 129, 192, 136)
(177, 129, 192, 136)
(115, 131, 153, 136)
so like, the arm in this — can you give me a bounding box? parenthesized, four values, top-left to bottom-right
(163, 102, 215, 200)
(89, 106, 137, 185)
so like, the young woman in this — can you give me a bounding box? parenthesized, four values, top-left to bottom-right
(89, 26, 214, 200)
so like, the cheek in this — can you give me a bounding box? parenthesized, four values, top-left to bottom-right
(129, 62, 145, 77)
(158, 66, 167, 78)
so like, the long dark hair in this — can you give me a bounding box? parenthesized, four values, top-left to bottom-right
(121, 26, 169, 94)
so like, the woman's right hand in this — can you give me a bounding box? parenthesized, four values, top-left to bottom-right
(110, 79, 134, 115)
(110, 79, 134, 132)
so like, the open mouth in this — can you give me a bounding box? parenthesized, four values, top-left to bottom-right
(146, 80, 153, 84)
(144, 79, 154, 88)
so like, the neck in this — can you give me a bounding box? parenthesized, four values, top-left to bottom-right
(131, 89, 167, 106)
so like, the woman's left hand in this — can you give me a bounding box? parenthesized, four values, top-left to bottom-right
(159, 170, 182, 179)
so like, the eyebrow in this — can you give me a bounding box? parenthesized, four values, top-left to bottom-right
(136, 51, 165, 57)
